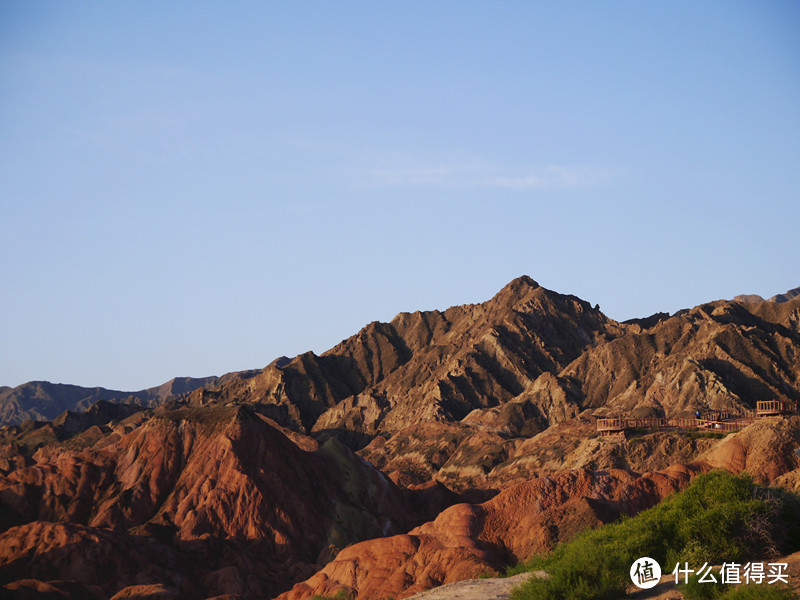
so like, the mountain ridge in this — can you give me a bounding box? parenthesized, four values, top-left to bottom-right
(0, 376, 220, 426)
(733, 284, 800, 304)
(6, 278, 799, 437)
(2, 276, 800, 599)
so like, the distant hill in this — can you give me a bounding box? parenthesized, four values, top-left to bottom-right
(0, 376, 217, 426)
(734, 285, 800, 304)
(770, 285, 800, 303)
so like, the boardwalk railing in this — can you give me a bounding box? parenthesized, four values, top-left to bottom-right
(596, 400, 797, 435)
(707, 420, 754, 432)
(756, 400, 798, 417)
(596, 413, 760, 435)
(597, 417, 670, 433)
(670, 417, 699, 429)
(596, 418, 626, 433)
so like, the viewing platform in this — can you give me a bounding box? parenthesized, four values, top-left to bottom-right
(596, 418, 627, 436)
(756, 399, 799, 417)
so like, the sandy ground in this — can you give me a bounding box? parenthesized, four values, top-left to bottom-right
(403, 572, 545, 600)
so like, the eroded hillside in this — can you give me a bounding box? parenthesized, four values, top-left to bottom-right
(2, 277, 800, 599)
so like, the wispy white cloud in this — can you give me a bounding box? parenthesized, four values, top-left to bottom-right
(358, 163, 482, 187)
(352, 162, 615, 190)
(482, 165, 614, 190)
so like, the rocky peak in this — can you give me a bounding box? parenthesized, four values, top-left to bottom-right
(733, 285, 800, 304)
(493, 275, 540, 302)
(3, 278, 800, 599)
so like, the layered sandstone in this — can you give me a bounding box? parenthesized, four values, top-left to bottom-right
(277, 464, 700, 600)
(0, 404, 445, 598)
(2, 277, 800, 599)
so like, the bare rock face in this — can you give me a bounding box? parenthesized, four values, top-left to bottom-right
(359, 413, 718, 497)
(190, 277, 622, 443)
(194, 280, 800, 465)
(569, 298, 800, 418)
(360, 422, 474, 486)
(0, 443, 32, 475)
(3, 277, 800, 599)
(109, 584, 180, 599)
(0, 404, 435, 598)
(312, 277, 623, 439)
(734, 294, 767, 303)
(1, 578, 105, 600)
(770, 286, 800, 303)
(699, 415, 800, 482)
(0, 521, 185, 595)
(277, 464, 700, 600)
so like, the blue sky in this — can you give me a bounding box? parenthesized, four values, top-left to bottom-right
(2, 2, 799, 390)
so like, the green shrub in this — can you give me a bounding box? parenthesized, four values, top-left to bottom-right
(684, 431, 727, 440)
(311, 591, 353, 600)
(720, 584, 798, 599)
(510, 471, 800, 600)
(679, 570, 728, 600)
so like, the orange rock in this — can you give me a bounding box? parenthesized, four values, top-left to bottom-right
(699, 415, 800, 482)
(109, 584, 179, 599)
(0, 405, 441, 598)
(278, 464, 701, 600)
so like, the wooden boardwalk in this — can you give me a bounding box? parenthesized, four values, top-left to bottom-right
(597, 412, 756, 436)
(597, 401, 798, 436)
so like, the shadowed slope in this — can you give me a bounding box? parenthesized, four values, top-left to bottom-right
(184, 277, 622, 447)
(3, 277, 800, 599)
(0, 404, 449, 598)
(313, 277, 623, 439)
(567, 298, 800, 418)
(277, 464, 701, 600)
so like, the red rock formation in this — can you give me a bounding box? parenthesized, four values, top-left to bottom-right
(699, 415, 800, 482)
(0, 522, 185, 596)
(278, 464, 701, 600)
(0, 404, 440, 598)
(2, 278, 800, 599)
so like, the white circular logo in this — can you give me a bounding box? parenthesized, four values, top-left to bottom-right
(630, 556, 662, 589)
